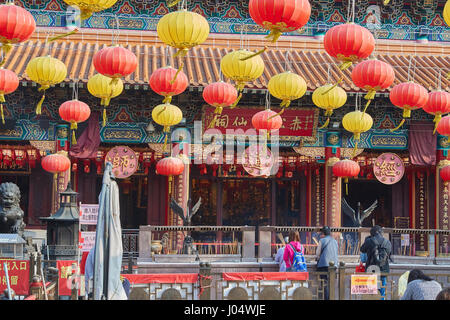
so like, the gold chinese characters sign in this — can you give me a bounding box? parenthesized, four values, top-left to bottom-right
(373, 152, 405, 185)
(105, 146, 138, 179)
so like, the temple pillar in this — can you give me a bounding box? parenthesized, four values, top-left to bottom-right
(435, 135, 450, 257)
(324, 131, 342, 228)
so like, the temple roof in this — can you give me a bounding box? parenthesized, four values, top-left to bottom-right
(4, 27, 450, 92)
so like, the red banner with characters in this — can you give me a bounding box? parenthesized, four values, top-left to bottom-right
(0, 259, 29, 295)
(202, 106, 319, 140)
(57, 260, 80, 296)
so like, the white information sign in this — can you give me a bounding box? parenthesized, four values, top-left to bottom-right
(80, 204, 99, 225)
(80, 231, 96, 252)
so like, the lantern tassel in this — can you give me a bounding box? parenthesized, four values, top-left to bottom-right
(383, 0, 390, 5)
(0, 42, 12, 68)
(208, 106, 223, 129)
(345, 179, 349, 196)
(170, 62, 184, 84)
(280, 99, 291, 108)
(174, 48, 189, 58)
(322, 78, 344, 95)
(265, 29, 283, 43)
(163, 95, 172, 104)
(390, 119, 405, 132)
(36, 93, 46, 115)
(230, 92, 242, 109)
(48, 28, 79, 42)
(0, 104, 4, 125)
(447, 72, 450, 80)
(109, 78, 119, 86)
(319, 117, 330, 129)
(362, 98, 373, 115)
(339, 61, 353, 71)
(240, 46, 268, 61)
(433, 114, 442, 135)
(267, 107, 285, 120)
(167, 0, 182, 7)
(352, 139, 359, 159)
(102, 108, 107, 127)
(71, 121, 77, 145)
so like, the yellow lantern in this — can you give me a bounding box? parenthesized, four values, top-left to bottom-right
(152, 103, 183, 151)
(87, 74, 124, 127)
(342, 110, 373, 156)
(444, 0, 450, 27)
(62, 0, 118, 20)
(312, 84, 347, 128)
(25, 56, 67, 115)
(157, 10, 209, 81)
(268, 71, 307, 116)
(220, 49, 265, 107)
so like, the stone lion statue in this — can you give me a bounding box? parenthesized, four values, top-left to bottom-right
(0, 182, 25, 236)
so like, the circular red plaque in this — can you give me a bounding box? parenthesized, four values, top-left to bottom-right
(241, 145, 274, 177)
(373, 152, 404, 185)
(105, 146, 138, 179)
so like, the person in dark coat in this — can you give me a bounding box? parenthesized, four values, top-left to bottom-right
(360, 225, 392, 299)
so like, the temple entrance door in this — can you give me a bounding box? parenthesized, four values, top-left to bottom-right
(344, 179, 393, 228)
(222, 179, 271, 227)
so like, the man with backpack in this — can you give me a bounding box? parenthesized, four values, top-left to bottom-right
(360, 225, 392, 299)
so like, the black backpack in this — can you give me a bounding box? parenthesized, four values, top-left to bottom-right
(371, 237, 388, 266)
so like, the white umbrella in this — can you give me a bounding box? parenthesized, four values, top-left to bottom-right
(93, 162, 127, 300)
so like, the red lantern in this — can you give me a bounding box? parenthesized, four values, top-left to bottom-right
(203, 81, 238, 128)
(249, 0, 311, 43)
(0, 68, 18, 124)
(440, 165, 450, 185)
(0, 4, 36, 66)
(156, 156, 184, 177)
(351, 59, 395, 112)
(93, 45, 137, 81)
(41, 153, 71, 175)
(149, 66, 188, 104)
(422, 91, 450, 133)
(252, 109, 283, 138)
(436, 115, 450, 139)
(332, 159, 360, 195)
(389, 82, 429, 131)
(324, 23, 375, 70)
(59, 99, 91, 145)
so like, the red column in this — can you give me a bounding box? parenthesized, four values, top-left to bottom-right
(435, 136, 450, 256)
(324, 132, 342, 228)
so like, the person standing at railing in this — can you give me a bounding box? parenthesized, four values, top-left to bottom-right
(360, 225, 392, 300)
(401, 269, 443, 300)
(315, 226, 339, 300)
(283, 231, 305, 272)
(275, 237, 289, 272)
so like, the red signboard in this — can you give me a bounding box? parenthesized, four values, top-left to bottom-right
(57, 260, 80, 296)
(0, 259, 29, 295)
(202, 106, 318, 140)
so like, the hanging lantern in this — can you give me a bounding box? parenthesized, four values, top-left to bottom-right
(332, 159, 360, 195)
(157, 10, 209, 80)
(267, 71, 307, 116)
(440, 165, 450, 186)
(252, 109, 282, 139)
(156, 156, 184, 176)
(342, 110, 373, 156)
(151, 103, 183, 152)
(203, 81, 238, 128)
(41, 152, 71, 179)
(0, 3, 36, 67)
(312, 84, 347, 128)
(437, 115, 450, 142)
(149, 66, 188, 104)
(389, 82, 429, 131)
(324, 23, 375, 71)
(93, 45, 137, 84)
(351, 59, 395, 113)
(0, 68, 18, 124)
(87, 73, 124, 126)
(249, 0, 311, 43)
(422, 91, 450, 134)
(25, 56, 67, 115)
(444, 0, 450, 27)
(220, 49, 265, 108)
(62, 0, 118, 20)
(58, 100, 91, 145)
